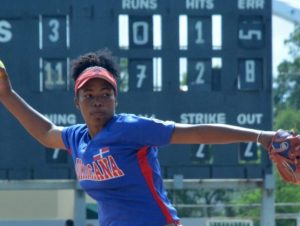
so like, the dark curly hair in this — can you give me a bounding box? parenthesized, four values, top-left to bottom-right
(71, 48, 120, 82)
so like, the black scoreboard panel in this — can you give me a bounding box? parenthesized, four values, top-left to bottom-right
(0, 0, 272, 179)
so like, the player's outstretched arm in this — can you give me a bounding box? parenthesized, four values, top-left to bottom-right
(170, 123, 275, 150)
(0, 61, 65, 149)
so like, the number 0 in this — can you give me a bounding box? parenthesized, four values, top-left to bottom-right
(132, 21, 149, 45)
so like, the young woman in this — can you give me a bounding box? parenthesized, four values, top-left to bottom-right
(0, 49, 277, 226)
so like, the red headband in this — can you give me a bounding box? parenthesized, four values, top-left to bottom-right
(75, 66, 117, 96)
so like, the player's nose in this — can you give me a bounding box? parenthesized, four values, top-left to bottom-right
(92, 96, 104, 107)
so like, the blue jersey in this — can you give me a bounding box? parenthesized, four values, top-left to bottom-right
(61, 113, 180, 226)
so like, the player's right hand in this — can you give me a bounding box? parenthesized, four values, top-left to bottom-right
(0, 60, 13, 100)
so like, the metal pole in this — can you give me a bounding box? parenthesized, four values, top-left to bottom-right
(74, 183, 86, 226)
(260, 174, 275, 226)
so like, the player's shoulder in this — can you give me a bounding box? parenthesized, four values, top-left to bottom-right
(114, 113, 173, 127)
(65, 123, 87, 130)
(115, 113, 152, 124)
(63, 124, 88, 136)
(117, 113, 140, 121)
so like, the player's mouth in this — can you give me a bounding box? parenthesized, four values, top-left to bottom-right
(91, 111, 106, 117)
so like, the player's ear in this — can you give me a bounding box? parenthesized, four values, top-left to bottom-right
(74, 96, 80, 109)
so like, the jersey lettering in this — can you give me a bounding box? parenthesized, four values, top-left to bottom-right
(75, 148, 125, 181)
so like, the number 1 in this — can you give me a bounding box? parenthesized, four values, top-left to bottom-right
(195, 21, 205, 44)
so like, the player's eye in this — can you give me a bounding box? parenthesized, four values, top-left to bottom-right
(83, 93, 93, 100)
(103, 92, 112, 98)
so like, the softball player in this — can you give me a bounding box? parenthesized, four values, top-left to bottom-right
(0, 49, 278, 226)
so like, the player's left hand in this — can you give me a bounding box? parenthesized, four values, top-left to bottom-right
(268, 130, 300, 184)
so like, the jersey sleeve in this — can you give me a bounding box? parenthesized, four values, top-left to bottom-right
(116, 114, 175, 147)
(61, 126, 72, 150)
(61, 124, 86, 152)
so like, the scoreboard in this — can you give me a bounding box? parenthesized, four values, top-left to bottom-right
(0, 0, 272, 180)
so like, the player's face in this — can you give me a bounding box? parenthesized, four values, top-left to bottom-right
(75, 78, 116, 137)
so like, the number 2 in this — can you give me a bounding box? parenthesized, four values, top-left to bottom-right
(194, 62, 205, 84)
(196, 144, 206, 158)
(244, 142, 254, 158)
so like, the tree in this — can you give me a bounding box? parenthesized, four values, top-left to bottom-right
(274, 58, 300, 111)
(274, 108, 300, 133)
(274, 26, 300, 112)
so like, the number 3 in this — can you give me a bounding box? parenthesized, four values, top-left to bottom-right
(48, 19, 60, 42)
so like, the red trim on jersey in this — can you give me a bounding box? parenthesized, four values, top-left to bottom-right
(137, 146, 173, 224)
